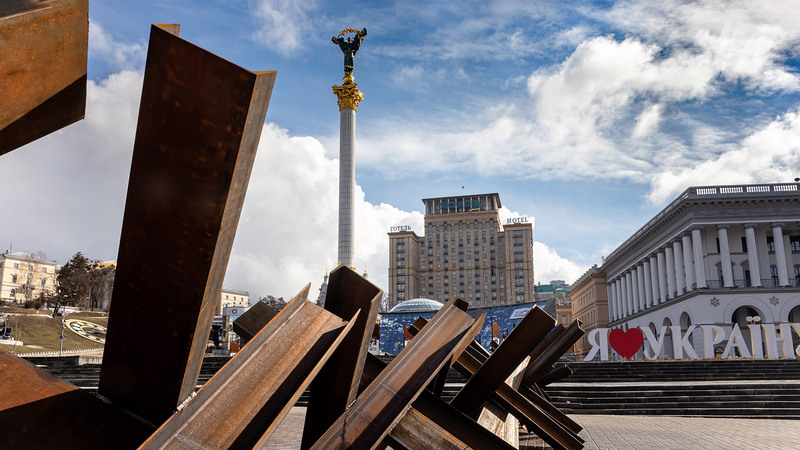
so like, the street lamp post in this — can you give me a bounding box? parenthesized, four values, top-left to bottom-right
(59, 311, 67, 357)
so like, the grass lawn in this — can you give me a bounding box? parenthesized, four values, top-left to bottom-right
(0, 306, 107, 354)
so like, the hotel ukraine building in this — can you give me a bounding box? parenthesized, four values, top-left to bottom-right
(603, 183, 800, 358)
(387, 193, 534, 311)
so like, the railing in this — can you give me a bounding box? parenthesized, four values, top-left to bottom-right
(692, 183, 798, 196)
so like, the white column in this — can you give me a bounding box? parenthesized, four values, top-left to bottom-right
(630, 266, 640, 312)
(744, 224, 762, 287)
(607, 283, 615, 321)
(649, 254, 659, 304)
(623, 274, 632, 317)
(772, 223, 790, 286)
(691, 226, 707, 288)
(614, 280, 622, 320)
(673, 238, 686, 294)
(717, 225, 734, 288)
(643, 259, 653, 307)
(636, 264, 646, 311)
(665, 245, 677, 298)
(657, 250, 668, 302)
(625, 272, 634, 316)
(337, 108, 356, 267)
(682, 234, 696, 290)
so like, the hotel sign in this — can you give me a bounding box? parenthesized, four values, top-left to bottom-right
(390, 225, 412, 232)
(506, 216, 529, 224)
(585, 323, 800, 361)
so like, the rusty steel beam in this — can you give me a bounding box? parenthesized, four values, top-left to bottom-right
(450, 306, 555, 419)
(301, 265, 383, 449)
(140, 285, 358, 449)
(236, 301, 513, 450)
(98, 24, 276, 425)
(528, 324, 565, 367)
(523, 320, 584, 386)
(232, 300, 280, 347)
(539, 364, 573, 387)
(0, 349, 153, 449)
(410, 318, 584, 446)
(0, 0, 87, 154)
(362, 354, 516, 450)
(461, 334, 583, 438)
(310, 299, 485, 449)
(451, 345, 583, 450)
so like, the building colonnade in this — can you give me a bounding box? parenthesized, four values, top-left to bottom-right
(607, 222, 797, 322)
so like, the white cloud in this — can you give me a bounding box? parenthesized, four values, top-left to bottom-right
(604, 0, 800, 93)
(648, 108, 800, 204)
(358, 0, 800, 197)
(0, 70, 143, 262)
(250, 0, 316, 55)
(533, 242, 587, 286)
(224, 123, 426, 299)
(89, 21, 146, 72)
(631, 104, 663, 140)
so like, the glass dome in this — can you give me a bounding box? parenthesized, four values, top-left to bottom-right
(388, 298, 444, 313)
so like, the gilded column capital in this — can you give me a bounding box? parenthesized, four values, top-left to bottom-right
(332, 84, 364, 111)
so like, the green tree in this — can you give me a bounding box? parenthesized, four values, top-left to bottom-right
(55, 252, 116, 314)
(55, 252, 91, 313)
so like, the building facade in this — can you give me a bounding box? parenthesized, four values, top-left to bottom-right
(218, 287, 249, 315)
(0, 251, 58, 304)
(387, 193, 534, 310)
(603, 183, 800, 358)
(569, 265, 609, 357)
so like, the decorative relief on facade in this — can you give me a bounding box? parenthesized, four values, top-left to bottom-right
(332, 84, 364, 111)
(770, 296, 780, 306)
(710, 297, 720, 307)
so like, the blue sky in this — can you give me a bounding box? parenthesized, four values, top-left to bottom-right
(3, 0, 800, 301)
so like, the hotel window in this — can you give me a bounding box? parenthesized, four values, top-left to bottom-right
(513, 231, 522, 238)
(791, 236, 800, 252)
(41, 279, 46, 287)
(13, 263, 19, 269)
(741, 236, 748, 253)
(767, 236, 775, 253)
(514, 255, 523, 262)
(795, 265, 800, 284)
(43, 268, 48, 273)
(771, 265, 778, 284)
(11, 275, 17, 284)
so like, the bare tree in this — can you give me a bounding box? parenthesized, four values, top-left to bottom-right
(259, 295, 287, 311)
(15, 251, 55, 307)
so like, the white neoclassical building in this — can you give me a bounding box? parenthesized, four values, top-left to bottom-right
(603, 183, 800, 358)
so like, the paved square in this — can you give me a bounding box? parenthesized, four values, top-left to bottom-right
(264, 408, 800, 449)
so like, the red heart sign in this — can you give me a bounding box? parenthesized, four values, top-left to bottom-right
(609, 328, 643, 359)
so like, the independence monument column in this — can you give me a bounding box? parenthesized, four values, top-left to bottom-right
(332, 28, 366, 267)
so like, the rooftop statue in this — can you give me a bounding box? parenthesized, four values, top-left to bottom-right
(332, 28, 367, 85)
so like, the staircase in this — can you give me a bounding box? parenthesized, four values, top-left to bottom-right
(29, 355, 800, 419)
(545, 359, 800, 419)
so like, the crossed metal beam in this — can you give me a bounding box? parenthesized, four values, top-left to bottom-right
(1, 8, 586, 448)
